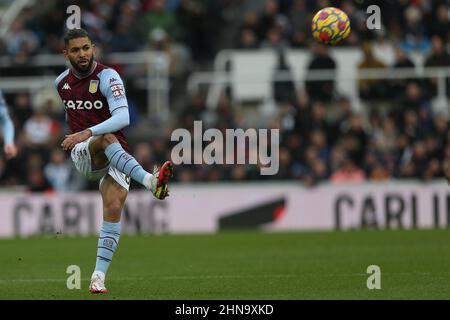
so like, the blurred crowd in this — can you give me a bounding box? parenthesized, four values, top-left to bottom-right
(1, 0, 450, 191)
(3, 0, 450, 65)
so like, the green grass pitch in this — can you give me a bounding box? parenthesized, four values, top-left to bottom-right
(0, 229, 449, 299)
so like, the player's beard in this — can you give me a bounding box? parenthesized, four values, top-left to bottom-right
(70, 55, 94, 76)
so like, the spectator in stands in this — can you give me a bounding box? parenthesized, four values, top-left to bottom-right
(22, 109, 60, 149)
(177, 0, 220, 61)
(403, 82, 427, 112)
(293, 92, 312, 139)
(278, 101, 296, 134)
(333, 97, 354, 143)
(26, 153, 52, 192)
(393, 47, 415, 70)
(38, 9, 65, 54)
(396, 82, 432, 140)
(108, 20, 142, 52)
(81, 3, 111, 50)
(417, 104, 435, 137)
(260, 27, 289, 49)
(425, 36, 450, 97)
(289, 0, 308, 48)
(236, 13, 260, 47)
(179, 94, 207, 130)
(368, 162, 391, 181)
(236, 28, 259, 49)
(371, 34, 395, 66)
(4, 20, 39, 63)
(330, 156, 366, 184)
(339, 114, 368, 166)
(142, 0, 178, 39)
(273, 12, 291, 42)
(307, 101, 332, 141)
(148, 28, 178, 78)
(272, 49, 296, 105)
(389, 47, 416, 99)
(358, 42, 387, 101)
(433, 116, 448, 157)
(257, 0, 281, 42)
(428, 3, 450, 42)
(305, 42, 336, 102)
(399, 140, 432, 180)
(214, 94, 236, 132)
(276, 147, 293, 179)
(284, 131, 303, 166)
(423, 157, 442, 181)
(117, 1, 140, 27)
(373, 116, 398, 155)
(307, 158, 329, 186)
(8, 93, 33, 130)
(401, 5, 430, 54)
(44, 149, 73, 191)
(133, 142, 156, 175)
(402, 109, 421, 143)
(309, 129, 330, 163)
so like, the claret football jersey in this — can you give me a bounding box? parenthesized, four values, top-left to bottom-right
(55, 62, 130, 151)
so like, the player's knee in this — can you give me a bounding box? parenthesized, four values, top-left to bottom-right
(100, 133, 118, 149)
(104, 200, 123, 215)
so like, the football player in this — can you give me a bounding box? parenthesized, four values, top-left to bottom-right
(55, 28, 173, 293)
(0, 90, 17, 160)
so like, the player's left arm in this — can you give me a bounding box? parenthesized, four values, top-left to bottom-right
(0, 93, 17, 159)
(61, 69, 130, 150)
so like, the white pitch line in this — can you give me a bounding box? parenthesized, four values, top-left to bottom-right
(162, 274, 300, 280)
(0, 275, 296, 283)
(0, 277, 142, 283)
(0, 272, 444, 284)
(156, 274, 298, 280)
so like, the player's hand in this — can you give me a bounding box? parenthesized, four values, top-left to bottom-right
(61, 130, 92, 151)
(3, 144, 17, 160)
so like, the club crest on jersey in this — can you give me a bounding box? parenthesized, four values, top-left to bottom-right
(89, 80, 99, 94)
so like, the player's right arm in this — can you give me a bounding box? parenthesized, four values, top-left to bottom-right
(61, 106, 129, 150)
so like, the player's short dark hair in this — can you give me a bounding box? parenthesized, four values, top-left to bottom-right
(64, 28, 91, 47)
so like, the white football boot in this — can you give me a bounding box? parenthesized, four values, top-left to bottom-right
(89, 271, 108, 294)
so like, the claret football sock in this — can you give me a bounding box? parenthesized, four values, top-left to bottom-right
(105, 142, 153, 189)
(94, 221, 121, 275)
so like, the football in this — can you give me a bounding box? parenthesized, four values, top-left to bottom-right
(311, 7, 351, 45)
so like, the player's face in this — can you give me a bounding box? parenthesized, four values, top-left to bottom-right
(63, 37, 96, 74)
